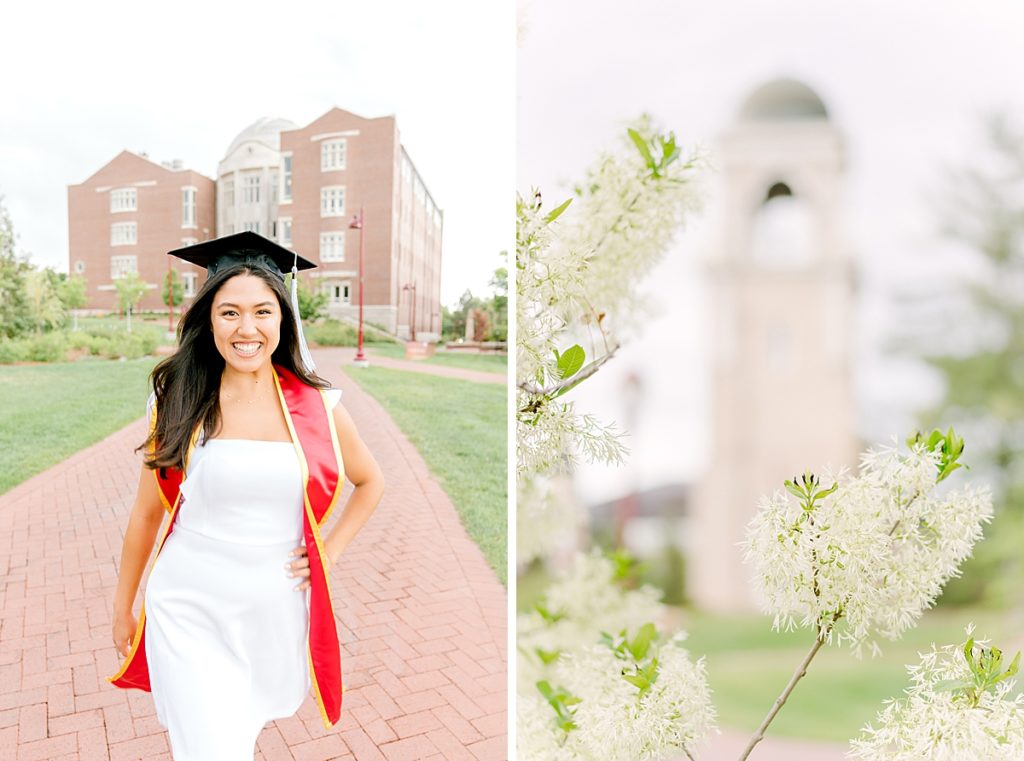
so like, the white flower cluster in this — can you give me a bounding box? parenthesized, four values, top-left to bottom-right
(519, 635, 716, 760)
(516, 117, 703, 482)
(742, 441, 993, 654)
(849, 636, 1024, 760)
(518, 549, 664, 685)
(516, 475, 588, 565)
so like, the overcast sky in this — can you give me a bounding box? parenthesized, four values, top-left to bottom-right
(0, 0, 513, 308)
(518, 0, 1024, 504)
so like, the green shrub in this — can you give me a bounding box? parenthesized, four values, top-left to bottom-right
(24, 332, 68, 362)
(0, 340, 27, 364)
(308, 319, 357, 347)
(100, 330, 155, 360)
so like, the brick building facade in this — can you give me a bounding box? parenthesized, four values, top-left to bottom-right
(69, 108, 443, 340)
(67, 151, 215, 312)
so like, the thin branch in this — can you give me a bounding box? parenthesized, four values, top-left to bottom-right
(518, 343, 620, 397)
(736, 617, 839, 761)
(683, 745, 697, 761)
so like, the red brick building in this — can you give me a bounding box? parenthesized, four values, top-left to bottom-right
(70, 108, 443, 339)
(222, 108, 443, 339)
(67, 151, 215, 312)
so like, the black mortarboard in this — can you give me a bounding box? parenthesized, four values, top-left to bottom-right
(167, 231, 316, 279)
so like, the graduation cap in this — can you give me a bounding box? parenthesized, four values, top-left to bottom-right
(167, 231, 315, 279)
(168, 231, 318, 373)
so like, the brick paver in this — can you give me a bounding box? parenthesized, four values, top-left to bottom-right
(0, 347, 508, 760)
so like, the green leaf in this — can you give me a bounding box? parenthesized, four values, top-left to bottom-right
(557, 344, 586, 380)
(628, 128, 656, 171)
(544, 198, 572, 224)
(628, 623, 658, 661)
(622, 674, 650, 691)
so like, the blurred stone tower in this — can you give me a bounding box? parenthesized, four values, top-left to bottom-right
(690, 79, 859, 611)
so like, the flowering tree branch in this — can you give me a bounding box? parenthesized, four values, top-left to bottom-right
(737, 614, 839, 761)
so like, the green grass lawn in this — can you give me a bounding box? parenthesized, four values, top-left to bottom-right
(345, 366, 507, 585)
(367, 343, 507, 373)
(0, 359, 158, 494)
(681, 608, 1015, 743)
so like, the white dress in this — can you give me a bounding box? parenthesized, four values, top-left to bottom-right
(144, 389, 342, 761)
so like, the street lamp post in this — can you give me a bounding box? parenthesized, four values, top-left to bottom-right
(348, 206, 368, 366)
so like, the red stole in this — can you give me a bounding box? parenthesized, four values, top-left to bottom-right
(106, 365, 346, 729)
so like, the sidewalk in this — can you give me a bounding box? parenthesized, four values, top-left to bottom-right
(0, 348, 508, 760)
(341, 347, 506, 385)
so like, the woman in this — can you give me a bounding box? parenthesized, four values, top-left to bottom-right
(107, 232, 385, 760)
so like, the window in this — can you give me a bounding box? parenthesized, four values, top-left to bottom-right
(181, 186, 197, 229)
(243, 221, 260, 234)
(110, 255, 137, 279)
(270, 171, 279, 205)
(324, 282, 351, 305)
(111, 221, 137, 246)
(281, 155, 292, 202)
(321, 139, 347, 171)
(182, 272, 197, 298)
(222, 175, 234, 206)
(110, 188, 137, 213)
(320, 186, 345, 217)
(320, 232, 345, 262)
(278, 217, 292, 246)
(74, 260, 86, 274)
(242, 172, 261, 204)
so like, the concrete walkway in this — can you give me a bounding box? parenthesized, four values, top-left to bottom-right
(0, 348, 507, 760)
(344, 347, 506, 385)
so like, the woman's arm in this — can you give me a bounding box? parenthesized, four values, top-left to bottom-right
(322, 401, 385, 565)
(110, 464, 167, 656)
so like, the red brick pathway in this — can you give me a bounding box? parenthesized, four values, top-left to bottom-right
(0, 349, 508, 760)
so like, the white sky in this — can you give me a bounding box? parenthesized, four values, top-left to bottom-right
(517, 0, 1024, 505)
(0, 0, 514, 308)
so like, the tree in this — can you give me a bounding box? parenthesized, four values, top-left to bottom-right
(284, 274, 328, 321)
(162, 269, 184, 309)
(0, 196, 33, 339)
(114, 271, 147, 332)
(57, 275, 88, 331)
(24, 268, 66, 333)
(910, 113, 1024, 608)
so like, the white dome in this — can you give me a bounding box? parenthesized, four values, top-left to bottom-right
(223, 117, 298, 157)
(739, 79, 829, 122)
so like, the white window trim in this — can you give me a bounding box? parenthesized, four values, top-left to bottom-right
(278, 217, 292, 246)
(110, 254, 137, 280)
(310, 129, 360, 141)
(280, 153, 293, 204)
(110, 187, 137, 213)
(181, 186, 198, 230)
(320, 186, 346, 218)
(321, 139, 347, 172)
(182, 272, 197, 298)
(110, 221, 137, 246)
(319, 231, 346, 262)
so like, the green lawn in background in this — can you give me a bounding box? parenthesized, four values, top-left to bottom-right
(367, 342, 507, 373)
(346, 365, 507, 585)
(682, 608, 1013, 743)
(0, 359, 157, 494)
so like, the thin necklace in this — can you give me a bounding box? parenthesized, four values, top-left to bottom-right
(221, 385, 270, 405)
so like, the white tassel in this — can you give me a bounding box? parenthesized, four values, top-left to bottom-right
(291, 257, 316, 373)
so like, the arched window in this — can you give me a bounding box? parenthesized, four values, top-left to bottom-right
(751, 182, 814, 267)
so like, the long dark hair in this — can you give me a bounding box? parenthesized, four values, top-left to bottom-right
(139, 264, 329, 472)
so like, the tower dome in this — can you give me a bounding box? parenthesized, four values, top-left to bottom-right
(738, 79, 828, 122)
(224, 117, 298, 156)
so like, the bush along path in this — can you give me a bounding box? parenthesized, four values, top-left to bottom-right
(0, 347, 507, 760)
